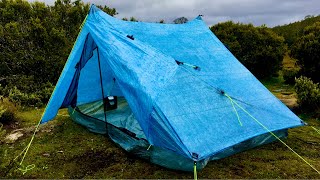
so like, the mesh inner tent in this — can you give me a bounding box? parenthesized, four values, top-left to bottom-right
(68, 97, 288, 171)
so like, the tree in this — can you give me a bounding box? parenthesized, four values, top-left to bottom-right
(0, 0, 118, 106)
(96, 4, 117, 16)
(291, 22, 320, 82)
(173, 17, 188, 24)
(273, 14, 320, 47)
(129, 17, 138, 22)
(304, 15, 314, 19)
(210, 21, 285, 79)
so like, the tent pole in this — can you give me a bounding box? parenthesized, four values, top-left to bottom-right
(96, 47, 108, 132)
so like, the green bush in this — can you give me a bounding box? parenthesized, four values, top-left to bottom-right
(0, 99, 17, 125)
(7, 85, 53, 107)
(0, 109, 15, 125)
(0, 75, 54, 107)
(283, 68, 300, 84)
(1, 75, 40, 95)
(38, 82, 55, 104)
(0, 105, 6, 118)
(0, 118, 6, 139)
(291, 22, 320, 83)
(0, 0, 117, 85)
(294, 76, 320, 110)
(210, 21, 285, 79)
(8, 86, 29, 105)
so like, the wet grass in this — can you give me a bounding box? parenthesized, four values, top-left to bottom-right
(0, 79, 319, 178)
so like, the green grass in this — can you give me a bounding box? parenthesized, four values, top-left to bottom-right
(0, 79, 319, 179)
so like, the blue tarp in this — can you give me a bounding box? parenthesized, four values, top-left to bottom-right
(41, 5, 304, 161)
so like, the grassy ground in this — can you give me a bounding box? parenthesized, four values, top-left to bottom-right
(1, 72, 320, 178)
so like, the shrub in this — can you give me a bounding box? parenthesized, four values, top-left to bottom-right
(0, 105, 6, 118)
(294, 76, 320, 111)
(283, 68, 300, 85)
(0, 109, 15, 125)
(0, 99, 17, 125)
(291, 22, 320, 83)
(3, 78, 54, 107)
(0, 117, 6, 139)
(210, 21, 285, 79)
(1, 75, 39, 95)
(38, 82, 54, 104)
(8, 86, 45, 107)
(8, 86, 30, 105)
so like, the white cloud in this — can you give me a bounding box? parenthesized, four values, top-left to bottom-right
(28, 0, 320, 27)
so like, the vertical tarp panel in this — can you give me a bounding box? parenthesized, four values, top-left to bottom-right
(76, 50, 102, 105)
(61, 33, 97, 107)
(97, 48, 123, 97)
(74, 42, 123, 106)
(41, 27, 90, 123)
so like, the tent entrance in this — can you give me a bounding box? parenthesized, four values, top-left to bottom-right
(68, 96, 146, 140)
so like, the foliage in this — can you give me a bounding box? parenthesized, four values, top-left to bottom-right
(273, 15, 320, 47)
(121, 17, 138, 22)
(0, 105, 7, 131)
(282, 68, 300, 85)
(0, 75, 54, 107)
(0, 0, 117, 106)
(210, 21, 285, 79)
(173, 17, 188, 24)
(0, 98, 17, 125)
(0, 108, 15, 125)
(159, 19, 165, 23)
(8, 83, 53, 107)
(290, 22, 320, 83)
(294, 76, 320, 111)
(129, 17, 138, 22)
(8, 86, 41, 106)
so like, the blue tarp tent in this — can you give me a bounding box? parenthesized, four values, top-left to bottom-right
(41, 5, 304, 171)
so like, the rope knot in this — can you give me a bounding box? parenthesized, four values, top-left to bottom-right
(18, 164, 35, 175)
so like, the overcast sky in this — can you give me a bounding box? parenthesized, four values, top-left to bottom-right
(30, 0, 320, 27)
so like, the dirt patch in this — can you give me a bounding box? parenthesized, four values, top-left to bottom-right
(1, 121, 21, 131)
(281, 92, 293, 95)
(64, 148, 127, 178)
(279, 91, 298, 109)
(272, 89, 298, 109)
(4, 131, 24, 143)
(279, 98, 298, 109)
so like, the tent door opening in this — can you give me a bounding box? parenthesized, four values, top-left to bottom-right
(68, 96, 146, 140)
